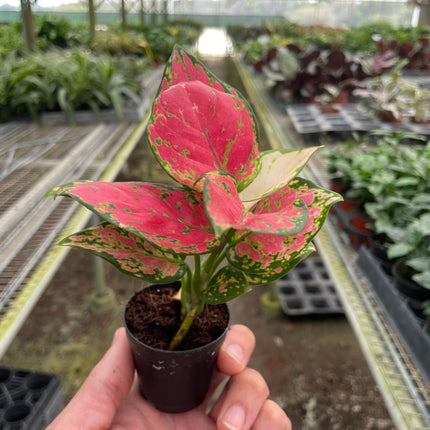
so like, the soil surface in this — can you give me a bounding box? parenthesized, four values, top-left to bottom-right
(125, 285, 229, 350)
(1, 55, 396, 429)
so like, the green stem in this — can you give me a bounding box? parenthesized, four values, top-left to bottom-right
(170, 230, 235, 350)
(192, 254, 201, 300)
(181, 265, 193, 315)
(168, 303, 204, 351)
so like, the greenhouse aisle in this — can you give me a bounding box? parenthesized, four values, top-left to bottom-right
(1, 30, 399, 429)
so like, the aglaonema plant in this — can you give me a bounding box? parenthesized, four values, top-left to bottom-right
(48, 46, 342, 350)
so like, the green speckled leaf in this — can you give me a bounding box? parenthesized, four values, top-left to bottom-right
(148, 46, 260, 192)
(203, 171, 309, 237)
(201, 265, 250, 304)
(227, 178, 342, 278)
(48, 181, 219, 255)
(59, 222, 186, 283)
(244, 243, 316, 285)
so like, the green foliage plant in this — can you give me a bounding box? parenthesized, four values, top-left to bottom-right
(36, 14, 89, 49)
(141, 24, 201, 62)
(48, 46, 342, 350)
(388, 213, 430, 289)
(1, 50, 149, 122)
(0, 22, 24, 56)
(90, 30, 148, 56)
(324, 132, 430, 289)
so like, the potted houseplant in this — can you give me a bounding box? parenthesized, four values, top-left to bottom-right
(353, 59, 414, 123)
(47, 46, 342, 413)
(388, 213, 430, 305)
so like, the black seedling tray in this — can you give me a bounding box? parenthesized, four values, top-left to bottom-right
(0, 366, 63, 430)
(287, 104, 430, 135)
(276, 255, 344, 316)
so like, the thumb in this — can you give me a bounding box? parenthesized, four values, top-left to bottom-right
(47, 328, 135, 430)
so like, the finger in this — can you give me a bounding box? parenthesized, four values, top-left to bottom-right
(212, 368, 270, 430)
(217, 324, 256, 375)
(47, 328, 135, 430)
(251, 399, 291, 430)
(202, 325, 256, 412)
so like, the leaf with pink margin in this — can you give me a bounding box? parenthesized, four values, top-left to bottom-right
(201, 265, 250, 304)
(244, 243, 316, 285)
(227, 178, 342, 277)
(149, 80, 260, 192)
(203, 171, 309, 236)
(59, 222, 186, 283)
(158, 45, 240, 96)
(48, 181, 220, 255)
(148, 46, 260, 192)
(239, 147, 321, 207)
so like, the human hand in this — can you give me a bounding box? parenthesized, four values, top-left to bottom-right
(47, 324, 291, 430)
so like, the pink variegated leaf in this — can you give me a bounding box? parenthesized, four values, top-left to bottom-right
(148, 46, 260, 192)
(227, 178, 342, 278)
(202, 172, 243, 236)
(47, 181, 220, 255)
(59, 223, 186, 283)
(244, 244, 316, 285)
(203, 171, 309, 236)
(149, 80, 260, 192)
(201, 265, 250, 304)
(158, 45, 241, 97)
(239, 147, 321, 207)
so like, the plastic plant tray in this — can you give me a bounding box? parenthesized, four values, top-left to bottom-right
(0, 366, 63, 430)
(276, 254, 344, 316)
(287, 103, 430, 135)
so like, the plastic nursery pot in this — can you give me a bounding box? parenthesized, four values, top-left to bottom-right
(123, 284, 230, 413)
(392, 261, 430, 302)
(368, 236, 394, 276)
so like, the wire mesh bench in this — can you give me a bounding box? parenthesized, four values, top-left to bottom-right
(0, 69, 161, 357)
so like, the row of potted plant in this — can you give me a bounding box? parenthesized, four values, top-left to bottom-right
(0, 50, 150, 122)
(0, 14, 88, 56)
(234, 31, 430, 123)
(323, 131, 430, 318)
(93, 21, 203, 62)
(0, 14, 204, 122)
(251, 41, 397, 105)
(228, 22, 430, 54)
(353, 60, 430, 124)
(377, 37, 430, 71)
(0, 14, 203, 59)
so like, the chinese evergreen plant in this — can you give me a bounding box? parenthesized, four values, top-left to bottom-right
(48, 46, 341, 350)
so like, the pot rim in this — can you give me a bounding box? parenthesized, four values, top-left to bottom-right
(123, 285, 230, 355)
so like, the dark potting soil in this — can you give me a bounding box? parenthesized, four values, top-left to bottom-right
(124, 286, 229, 351)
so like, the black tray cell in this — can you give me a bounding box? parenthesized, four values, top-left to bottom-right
(276, 255, 344, 316)
(0, 367, 63, 430)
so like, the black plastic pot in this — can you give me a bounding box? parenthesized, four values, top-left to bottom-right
(123, 286, 230, 413)
(368, 236, 395, 276)
(393, 261, 430, 302)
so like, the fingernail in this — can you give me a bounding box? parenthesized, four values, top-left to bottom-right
(224, 344, 244, 365)
(112, 328, 121, 345)
(222, 405, 245, 430)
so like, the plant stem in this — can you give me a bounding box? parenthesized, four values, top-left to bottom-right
(192, 255, 201, 301)
(168, 303, 204, 351)
(170, 230, 235, 349)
